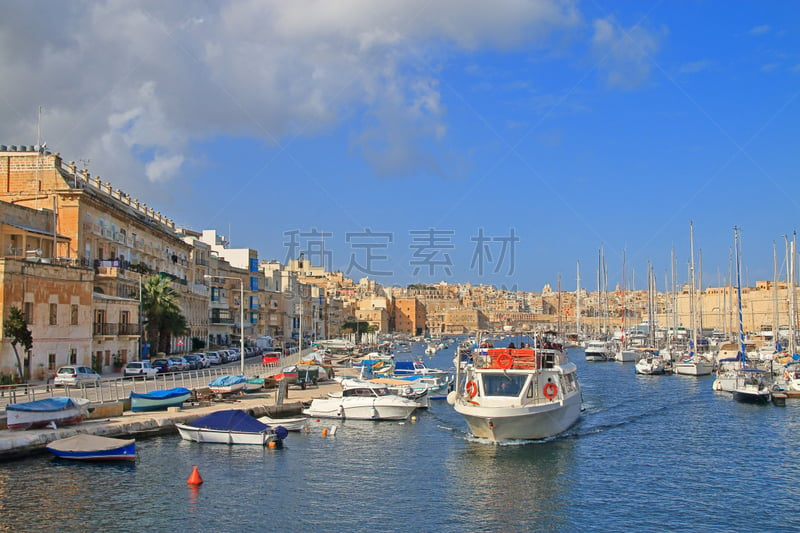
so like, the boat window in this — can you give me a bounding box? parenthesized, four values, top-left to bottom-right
(482, 374, 527, 396)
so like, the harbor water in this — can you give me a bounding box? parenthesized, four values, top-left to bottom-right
(2, 340, 799, 532)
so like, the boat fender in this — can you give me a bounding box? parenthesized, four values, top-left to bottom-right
(465, 381, 478, 398)
(543, 382, 558, 400)
(446, 391, 457, 405)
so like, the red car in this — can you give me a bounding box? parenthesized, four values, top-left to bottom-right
(262, 352, 281, 366)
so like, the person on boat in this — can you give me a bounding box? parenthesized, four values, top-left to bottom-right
(508, 342, 516, 349)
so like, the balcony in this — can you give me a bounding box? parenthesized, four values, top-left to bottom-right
(93, 322, 118, 336)
(210, 317, 234, 325)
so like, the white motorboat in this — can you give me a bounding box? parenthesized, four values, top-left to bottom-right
(584, 340, 614, 362)
(303, 378, 420, 420)
(673, 356, 714, 376)
(732, 369, 771, 404)
(448, 335, 581, 442)
(176, 409, 288, 445)
(635, 349, 667, 375)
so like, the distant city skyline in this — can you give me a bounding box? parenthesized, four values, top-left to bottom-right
(1, 2, 798, 291)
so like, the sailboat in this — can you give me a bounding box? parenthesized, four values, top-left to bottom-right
(730, 227, 771, 404)
(615, 250, 637, 362)
(675, 222, 714, 376)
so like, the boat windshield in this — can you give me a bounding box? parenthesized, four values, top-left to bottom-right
(482, 374, 527, 396)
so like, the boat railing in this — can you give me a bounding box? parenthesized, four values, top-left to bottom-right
(473, 347, 566, 370)
(0, 350, 313, 411)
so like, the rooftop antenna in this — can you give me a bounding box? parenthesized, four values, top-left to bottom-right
(78, 158, 90, 188)
(34, 105, 43, 210)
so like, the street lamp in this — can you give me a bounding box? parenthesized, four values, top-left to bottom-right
(205, 275, 245, 376)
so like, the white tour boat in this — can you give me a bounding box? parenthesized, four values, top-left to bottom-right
(303, 378, 420, 420)
(448, 334, 581, 442)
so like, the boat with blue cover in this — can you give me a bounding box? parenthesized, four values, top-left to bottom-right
(46, 434, 136, 461)
(208, 375, 247, 395)
(176, 409, 289, 445)
(129, 387, 192, 412)
(5, 397, 91, 430)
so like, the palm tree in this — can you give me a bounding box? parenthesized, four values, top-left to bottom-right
(141, 275, 186, 355)
(3, 306, 32, 381)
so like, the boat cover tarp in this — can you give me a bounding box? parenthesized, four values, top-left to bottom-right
(208, 375, 247, 387)
(6, 397, 82, 412)
(187, 409, 269, 432)
(47, 434, 135, 453)
(129, 387, 191, 400)
(394, 361, 417, 372)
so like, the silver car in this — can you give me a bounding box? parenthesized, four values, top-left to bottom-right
(54, 365, 101, 387)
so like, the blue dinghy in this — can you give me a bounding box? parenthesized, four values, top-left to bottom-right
(129, 387, 191, 412)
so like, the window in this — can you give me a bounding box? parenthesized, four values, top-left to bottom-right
(210, 287, 220, 303)
(23, 302, 33, 324)
(120, 310, 130, 324)
(69, 348, 77, 365)
(71, 304, 78, 325)
(49, 303, 57, 325)
(48, 353, 56, 371)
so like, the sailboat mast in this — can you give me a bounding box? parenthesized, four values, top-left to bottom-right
(621, 250, 626, 345)
(576, 261, 581, 338)
(773, 241, 779, 347)
(734, 227, 746, 364)
(689, 221, 697, 357)
(790, 232, 797, 356)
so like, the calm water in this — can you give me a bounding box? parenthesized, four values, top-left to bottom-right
(2, 340, 799, 532)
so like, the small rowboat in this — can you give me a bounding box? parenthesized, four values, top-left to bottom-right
(257, 415, 309, 432)
(129, 387, 191, 412)
(208, 375, 247, 395)
(46, 434, 136, 461)
(6, 397, 91, 430)
(244, 377, 264, 393)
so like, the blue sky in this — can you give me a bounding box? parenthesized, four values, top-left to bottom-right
(1, 1, 798, 292)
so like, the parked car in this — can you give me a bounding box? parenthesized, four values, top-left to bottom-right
(262, 352, 281, 366)
(168, 357, 189, 372)
(193, 353, 210, 368)
(183, 354, 202, 370)
(123, 361, 159, 377)
(53, 365, 101, 387)
(151, 358, 171, 373)
(226, 349, 240, 362)
(205, 352, 222, 365)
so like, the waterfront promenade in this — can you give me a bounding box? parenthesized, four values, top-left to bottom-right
(0, 351, 358, 461)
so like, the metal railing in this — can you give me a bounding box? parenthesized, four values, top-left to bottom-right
(0, 349, 308, 411)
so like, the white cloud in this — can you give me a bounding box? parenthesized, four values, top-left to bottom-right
(592, 17, 661, 89)
(0, 0, 593, 187)
(748, 24, 771, 36)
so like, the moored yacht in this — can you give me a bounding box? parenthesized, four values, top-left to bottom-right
(303, 378, 420, 420)
(584, 339, 614, 362)
(448, 334, 581, 442)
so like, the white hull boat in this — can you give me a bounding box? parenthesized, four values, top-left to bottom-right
(6, 397, 91, 430)
(303, 379, 419, 420)
(176, 409, 288, 445)
(449, 338, 581, 442)
(674, 357, 714, 376)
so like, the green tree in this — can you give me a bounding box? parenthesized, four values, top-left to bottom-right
(141, 275, 186, 355)
(3, 306, 32, 381)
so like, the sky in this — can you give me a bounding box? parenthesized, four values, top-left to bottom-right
(1, 1, 798, 293)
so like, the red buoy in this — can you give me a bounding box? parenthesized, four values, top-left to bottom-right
(187, 465, 203, 486)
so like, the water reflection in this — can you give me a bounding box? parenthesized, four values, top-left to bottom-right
(447, 438, 576, 531)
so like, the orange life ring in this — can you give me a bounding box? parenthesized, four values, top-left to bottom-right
(465, 380, 478, 398)
(543, 382, 558, 400)
(496, 353, 513, 369)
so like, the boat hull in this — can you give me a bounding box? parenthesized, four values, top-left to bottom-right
(6, 397, 91, 430)
(303, 397, 418, 420)
(176, 424, 278, 445)
(455, 393, 582, 441)
(674, 361, 713, 376)
(129, 388, 191, 412)
(732, 389, 771, 404)
(46, 434, 136, 461)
